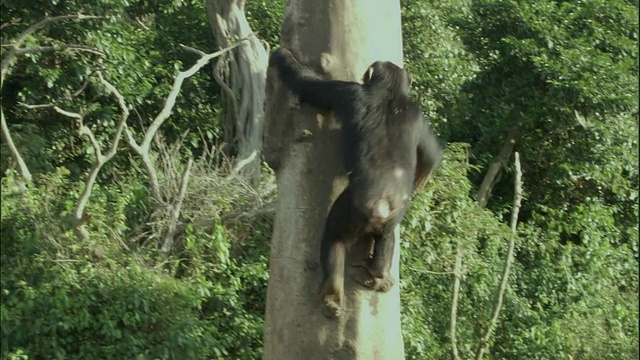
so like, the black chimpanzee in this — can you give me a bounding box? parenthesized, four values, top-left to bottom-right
(269, 48, 443, 317)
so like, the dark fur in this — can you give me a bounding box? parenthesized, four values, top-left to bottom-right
(270, 48, 442, 317)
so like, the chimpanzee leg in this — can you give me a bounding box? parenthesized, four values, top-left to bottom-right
(319, 186, 360, 318)
(353, 225, 396, 293)
(369, 226, 395, 279)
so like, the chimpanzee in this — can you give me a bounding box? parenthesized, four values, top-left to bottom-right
(269, 48, 442, 317)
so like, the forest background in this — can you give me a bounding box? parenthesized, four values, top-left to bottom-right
(1, 0, 638, 359)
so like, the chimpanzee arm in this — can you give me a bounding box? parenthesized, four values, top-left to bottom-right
(269, 48, 360, 111)
(414, 116, 443, 190)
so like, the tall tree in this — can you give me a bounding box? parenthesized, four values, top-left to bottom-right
(262, 0, 406, 358)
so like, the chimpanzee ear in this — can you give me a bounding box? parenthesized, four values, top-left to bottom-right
(407, 72, 413, 87)
(363, 66, 375, 84)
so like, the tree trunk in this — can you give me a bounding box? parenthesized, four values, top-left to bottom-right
(205, 0, 267, 185)
(262, 1, 405, 359)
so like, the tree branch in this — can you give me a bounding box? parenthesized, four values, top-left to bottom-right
(121, 40, 246, 206)
(475, 152, 523, 359)
(13, 45, 104, 57)
(47, 88, 129, 239)
(138, 39, 248, 153)
(477, 129, 518, 208)
(1, 14, 102, 188)
(450, 244, 464, 360)
(226, 149, 257, 178)
(161, 158, 193, 254)
(14, 14, 103, 47)
(0, 109, 32, 187)
(1, 14, 102, 81)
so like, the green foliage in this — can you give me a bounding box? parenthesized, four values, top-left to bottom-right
(400, 1, 637, 356)
(2, 262, 217, 359)
(246, 0, 286, 49)
(1, 163, 270, 359)
(401, 0, 478, 137)
(401, 143, 513, 358)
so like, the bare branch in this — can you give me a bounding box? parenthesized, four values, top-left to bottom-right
(0, 109, 32, 187)
(1, 14, 102, 80)
(450, 244, 464, 360)
(161, 158, 193, 254)
(477, 129, 518, 208)
(14, 14, 102, 46)
(0, 21, 23, 31)
(71, 73, 93, 98)
(0, 14, 102, 188)
(19, 72, 94, 110)
(99, 72, 169, 205)
(180, 44, 206, 57)
(20, 103, 56, 110)
(52, 105, 82, 119)
(475, 152, 523, 360)
(50, 106, 104, 160)
(119, 39, 245, 207)
(138, 38, 248, 153)
(227, 149, 257, 178)
(14, 45, 104, 57)
(47, 75, 129, 240)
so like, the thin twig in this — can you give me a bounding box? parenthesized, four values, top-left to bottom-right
(475, 152, 523, 359)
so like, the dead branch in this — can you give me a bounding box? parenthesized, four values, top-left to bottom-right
(476, 129, 518, 208)
(161, 158, 193, 254)
(122, 39, 246, 206)
(13, 14, 102, 47)
(46, 78, 129, 239)
(180, 44, 206, 56)
(475, 152, 523, 359)
(1, 13, 102, 81)
(0, 109, 32, 187)
(13, 45, 104, 57)
(227, 149, 258, 178)
(450, 244, 464, 360)
(1, 14, 102, 188)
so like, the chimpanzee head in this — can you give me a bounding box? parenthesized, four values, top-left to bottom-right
(362, 61, 412, 95)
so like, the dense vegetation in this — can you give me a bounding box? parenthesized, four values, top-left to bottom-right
(1, 0, 637, 359)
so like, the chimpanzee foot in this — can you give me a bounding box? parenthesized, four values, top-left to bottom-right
(354, 271, 395, 292)
(322, 299, 343, 318)
(352, 261, 395, 293)
(320, 286, 344, 319)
